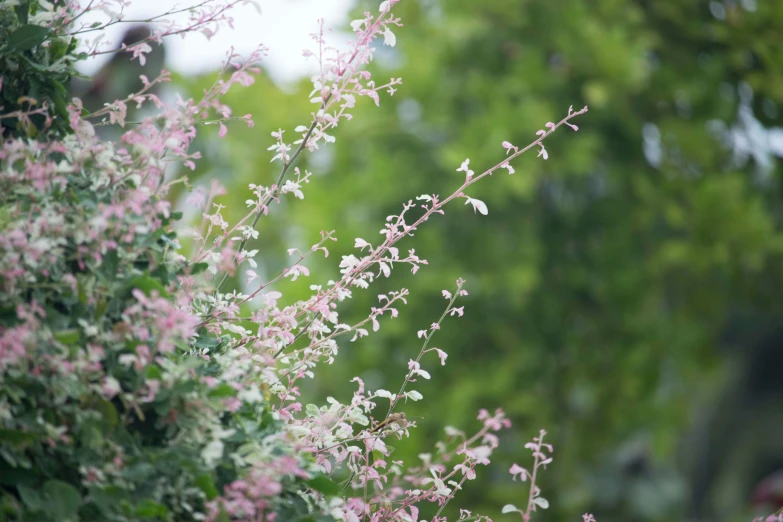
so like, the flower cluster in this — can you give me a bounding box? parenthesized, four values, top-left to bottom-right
(0, 0, 594, 521)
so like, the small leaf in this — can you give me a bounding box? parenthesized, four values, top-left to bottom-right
(54, 329, 80, 345)
(501, 504, 519, 514)
(533, 497, 549, 509)
(7, 25, 52, 52)
(144, 365, 163, 380)
(0, 429, 36, 447)
(195, 474, 219, 500)
(136, 499, 169, 518)
(193, 335, 220, 350)
(305, 475, 341, 496)
(18, 485, 43, 511)
(95, 400, 118, 434)
(42, 480, 82, 518)
(128, 275, 169, 297)
(406, 390, 423, 401)
(190, 262, 209, 275)
(207, 383, 237, 399)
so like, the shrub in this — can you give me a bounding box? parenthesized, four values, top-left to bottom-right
(0, 1, 592, 521)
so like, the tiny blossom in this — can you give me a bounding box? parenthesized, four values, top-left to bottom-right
(457, 158, 475, 179)
(509, 463, 529, 481)
(433, 348, 448, 365)
(128, 42, 153, 65)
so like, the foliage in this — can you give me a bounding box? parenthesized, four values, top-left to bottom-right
(0, 46, 321, 522)
(0, 1, 601, 522)
(0, 0, 80, 138)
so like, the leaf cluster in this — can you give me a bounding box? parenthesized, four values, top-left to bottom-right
(0, 0, 81, 138)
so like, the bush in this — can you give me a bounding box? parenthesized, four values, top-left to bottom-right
(0, 1, 594, 521)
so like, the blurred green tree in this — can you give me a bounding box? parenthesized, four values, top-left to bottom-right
(175, 1, 783, 521)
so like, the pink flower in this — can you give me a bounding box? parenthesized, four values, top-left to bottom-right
(510, 463, 529, 481)
(433, 348, 448, 365)
(127, 42, 153, 66)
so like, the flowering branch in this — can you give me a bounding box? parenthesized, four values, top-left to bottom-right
(292, 106, 588, 338)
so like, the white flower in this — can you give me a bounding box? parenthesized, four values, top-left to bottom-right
(456, 158, 474, 177)
(424, 469, 452, 497)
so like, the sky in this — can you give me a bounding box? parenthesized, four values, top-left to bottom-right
(75, 0, 356, 86)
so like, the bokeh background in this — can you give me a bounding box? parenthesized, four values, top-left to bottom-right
(78, 0, 783, 521)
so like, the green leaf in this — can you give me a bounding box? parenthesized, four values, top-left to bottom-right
(94, 298, 108, 319)
(145, 365, 163, 380)
(88, 485, 128, 516)
(171, 380, 197, 395)
(190, 262, 209, 275)
(18, 485, 43, 512)
(371, 449, 385, 463)
(194, 474, 219, 500)
(77, 423, 103, 450)
(128, 275, 169, 297)
(101, 250, 119, 281)
(95, 400, 118, 434)
(193, 335, 220, 350)
(0, 429, 36, 447)
(54, 329, 80, 345)
(42, 480, 82, 518)
(0, 461, 39, 487)
(7, 25, 52, 52)
(135, 499, 169, 518)
(122, 463, 155, 482)
(304, 475, 341, 496)
(207, 383, 236, 399)
(160, 233, 179, 249)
